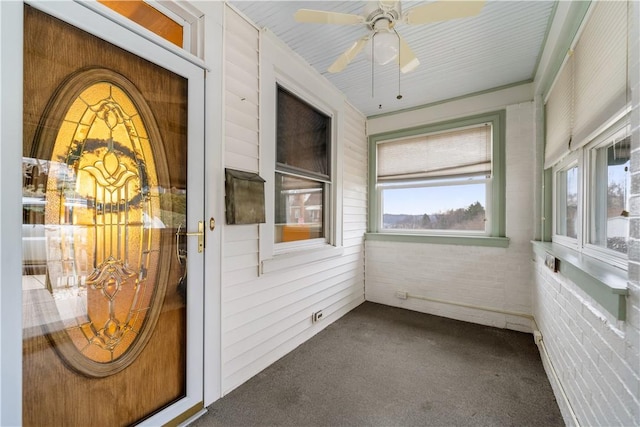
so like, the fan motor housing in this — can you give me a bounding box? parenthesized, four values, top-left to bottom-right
(365, 0, 401, 29)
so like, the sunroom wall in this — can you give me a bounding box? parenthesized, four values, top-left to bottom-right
(220, 6, 367, 395)
(528, 1, 640, 425)
(365, 85, 537, 332)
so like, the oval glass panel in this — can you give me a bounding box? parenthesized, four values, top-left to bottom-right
(34, 69, 170, 377)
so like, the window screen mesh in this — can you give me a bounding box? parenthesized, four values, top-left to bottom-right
(377, 124, 492, 182)
(277, 86, 330, 178)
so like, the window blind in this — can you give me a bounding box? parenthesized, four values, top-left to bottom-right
(544, 55, 574, 168)
(572, 0, 628, 147)
(377, 124, 491, 182)
(544, 1, 629, 168)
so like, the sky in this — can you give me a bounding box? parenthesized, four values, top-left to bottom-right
(383, 155, 630, 217)
(382, 183, 485, 215)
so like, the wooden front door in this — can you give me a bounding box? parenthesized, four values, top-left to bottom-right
(21, 4, 204, 425)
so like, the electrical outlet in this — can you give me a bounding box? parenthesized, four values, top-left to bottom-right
(312, 310, 323, 323)
(545, 253, 558, 272)
(395, 291, 408, 300)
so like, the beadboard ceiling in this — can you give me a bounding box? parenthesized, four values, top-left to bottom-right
(228, 1, 555, 117)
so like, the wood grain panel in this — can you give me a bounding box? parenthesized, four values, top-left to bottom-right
(23, 5, 187, 189)
(23, 6, 188, 426)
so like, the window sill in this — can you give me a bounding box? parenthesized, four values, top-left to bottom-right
(261, 244, 344, 274)
(531, 241, 628, 321)
(365, 233, 510, 248)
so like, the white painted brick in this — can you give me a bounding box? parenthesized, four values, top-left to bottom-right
(534, 251, 640, 427)
(626, 342, 640, 378)
(365, 101, 538, 331)
(596, 364, 629, 421)
(581, 370, 608, 421)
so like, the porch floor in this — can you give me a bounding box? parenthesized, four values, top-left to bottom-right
(191, 302, 563, 426)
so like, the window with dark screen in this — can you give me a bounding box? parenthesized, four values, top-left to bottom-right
(275, 86, 331, 244)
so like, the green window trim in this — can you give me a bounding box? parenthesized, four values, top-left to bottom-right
(365, 233, 510, 248)
(532, 241, 628, 321)
(368, 110, 507, 243)
(539, 1, 592, 99)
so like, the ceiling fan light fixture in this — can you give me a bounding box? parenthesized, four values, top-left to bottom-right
(372, 30, 398, 65)
(297, 0, 486, 74)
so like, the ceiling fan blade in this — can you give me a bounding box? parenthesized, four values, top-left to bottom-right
(398, 34, 420, 73)
(294, 9, 364, 25)
(328, 37, 369, 73)
(405, 0, 485, 25)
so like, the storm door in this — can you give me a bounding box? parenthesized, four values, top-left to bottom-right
(21, 4, 205, 426)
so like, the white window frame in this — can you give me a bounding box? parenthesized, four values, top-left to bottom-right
(274, 85, 332, 251)
(83, 0, 206, 62)
(552, 154, 581, 251)
(376, 172, 492, 237)
(271, 81, 335, 255)
(259, 31, 345, 273)
(582, 118, 631, 270)
(551, 115, 630, 271)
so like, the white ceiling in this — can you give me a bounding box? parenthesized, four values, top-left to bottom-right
(229, 1, 556, 117)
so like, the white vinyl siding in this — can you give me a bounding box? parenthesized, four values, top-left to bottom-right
(225, 8, 259, 172)
(222, 5, 366, 394)
(343, 103, 369, 247)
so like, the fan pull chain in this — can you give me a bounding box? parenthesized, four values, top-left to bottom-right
(371, 33, 376, 98)
(395, 28, 402, 100)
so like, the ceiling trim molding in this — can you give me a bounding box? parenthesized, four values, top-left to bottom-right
(366, 79, 532, 120)
(530, 0, 559, 83)
(533, 0, 591, 98)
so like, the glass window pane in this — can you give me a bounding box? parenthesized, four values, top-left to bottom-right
(98, 0, 183, 47)
(277, 86, 330, 178)
(592, 138, 630, 254)
(275, 173, 324, 243)
(566, 167, 579, 239)
(557, 166, 578, 238)
(381, 183, 486, 231)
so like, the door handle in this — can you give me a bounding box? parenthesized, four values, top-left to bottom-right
(176, 221, 204, 253)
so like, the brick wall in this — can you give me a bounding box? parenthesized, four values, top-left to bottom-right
(531, 4, 640, 425)
(366, 101, 537, 332)
(533, 258, 639, 425)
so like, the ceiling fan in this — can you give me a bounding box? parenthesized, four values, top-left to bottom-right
(294, 1, 486, 74)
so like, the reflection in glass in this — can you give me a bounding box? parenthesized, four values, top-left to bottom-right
(565, 167, 578, 239)
(276, 86, 330, 178)
(593, 138, 630, 254)
(275, 173, 324, 243)
(557, 166, 578, 238)
(22, 79, 169, 371)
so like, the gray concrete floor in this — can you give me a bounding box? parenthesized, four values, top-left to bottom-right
(191, 302, 563, 426)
